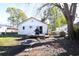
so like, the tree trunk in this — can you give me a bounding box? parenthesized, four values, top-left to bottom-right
(63, 3, 77, 40)
(67, 17, 75, 40)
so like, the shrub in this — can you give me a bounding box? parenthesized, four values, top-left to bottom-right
(52, 31, 57, 35)
(0, 32, 18, 37)
(73, 24, 79, 40)
(59, 31, 66, 37)
(48, 32, 52, 36)
(74, 29, 79, 40)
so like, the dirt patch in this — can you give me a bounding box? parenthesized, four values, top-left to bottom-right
(16, 41, 67, 56)
(16, 38, 79, 56)
(0, 37, 79, 56)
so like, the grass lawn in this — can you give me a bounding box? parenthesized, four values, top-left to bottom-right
(0, 37, 19, 46)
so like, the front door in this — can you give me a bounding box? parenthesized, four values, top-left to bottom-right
(39, 26, 43, 34)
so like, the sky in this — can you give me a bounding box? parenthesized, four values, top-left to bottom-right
(0, 3, 79, 25)
(0, 3, 43, 25)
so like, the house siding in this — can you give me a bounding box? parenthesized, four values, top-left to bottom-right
(18, 18, 48, 36)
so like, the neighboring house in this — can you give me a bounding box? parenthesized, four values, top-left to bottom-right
(18, 17, 48, 36)
(0, 24, 8, 34)
(6, 27, 18, 33)
(55, 18, 79, 34)
(0, 24, 17, 35)
(56, 25, 67, 34)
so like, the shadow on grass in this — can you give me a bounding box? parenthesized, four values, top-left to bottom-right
(0, 45, 30, 56)
(0, 40, 56, 56)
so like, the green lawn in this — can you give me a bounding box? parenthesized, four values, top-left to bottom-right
(0, 37, 19, 46)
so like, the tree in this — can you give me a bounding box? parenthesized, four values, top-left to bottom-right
(56, 3, 77, 40)
(55, 14, 67, 27)
(6, 7, 27, 27)
(38, 3, 77, 40)
(39, 4, 67, 31)
(49, 6, 67, 29)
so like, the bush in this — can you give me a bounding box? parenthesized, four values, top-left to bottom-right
(59, 31, 66, 37)
(73, 24, 79, 40)
(48, 32, 52, 36)
(52, 31, 57, 35)
(74, 29, 79, 40)
(0, 32, 18, 37)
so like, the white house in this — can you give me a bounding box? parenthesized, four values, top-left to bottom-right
(18, 17, 48, 36)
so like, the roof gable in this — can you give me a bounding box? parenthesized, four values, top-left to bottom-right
(18, 17, 47, 25)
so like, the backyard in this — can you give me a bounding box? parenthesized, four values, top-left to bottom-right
(0, 35, 25, 56)
(0, 35, 79, 56)
(0, 37, 19, 46)
(0, 3, 79, 56)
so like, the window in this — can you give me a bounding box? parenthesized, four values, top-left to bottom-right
(23, 26, 25, 30)
(30, 26, 32, 28)
(65, 28, 66, 30)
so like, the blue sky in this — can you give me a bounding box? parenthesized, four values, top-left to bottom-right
(0, 3, 43, 25)
(0, 3, 79, 25)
